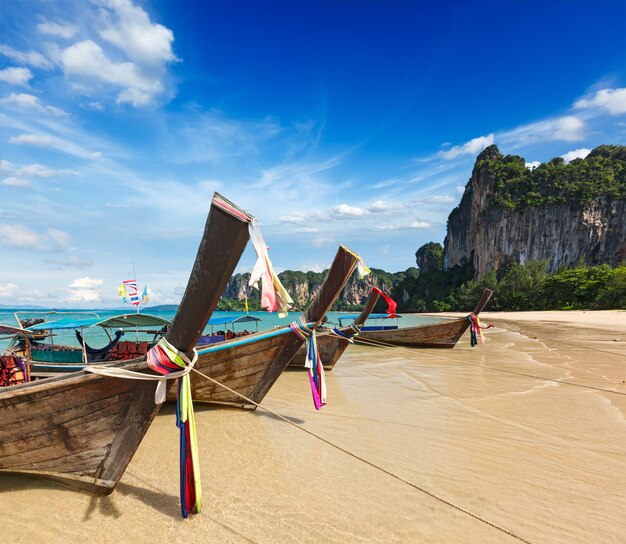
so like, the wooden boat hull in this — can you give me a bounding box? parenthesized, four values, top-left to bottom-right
(0, 359, 157, 494)
(168, 329, 291, 408)
(357, 317, 470, 348)
(357, 288, 494, 348)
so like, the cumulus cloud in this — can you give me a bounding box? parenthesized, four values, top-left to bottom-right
(62, 40, 164, 106)
(438, 134, 494, 160)
(561, 148, 591, 163)
(333, 203, 368, 217)
(69, 277, 103, 288)
(0, 92, 68, 115)
(98, 0, 177, 66)
(0, 224, 71, 252)
(0, 44, 52, 69)
(526, 161, 541, 170)
(37, 20, 78, 39)
(575, 88, 626, 115)
(68, 289, 101, 302)
(0, 67, 33, 86)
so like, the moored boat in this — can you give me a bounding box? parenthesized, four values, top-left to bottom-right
(354, 288, 493, 348)
(0, 193, 253, 495)
(165, 245, 361, 408)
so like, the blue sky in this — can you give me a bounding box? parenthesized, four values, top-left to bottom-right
(1, 0, 626, 308)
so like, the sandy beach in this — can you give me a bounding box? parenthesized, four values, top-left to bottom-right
(3, 311, 626, 544)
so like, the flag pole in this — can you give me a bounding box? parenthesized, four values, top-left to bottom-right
(133, 261, 140, 314)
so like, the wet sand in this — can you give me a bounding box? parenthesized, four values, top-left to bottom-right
(3, 312, 626, 543)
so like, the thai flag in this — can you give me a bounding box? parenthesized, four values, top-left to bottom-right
(123, 279, 140, 306)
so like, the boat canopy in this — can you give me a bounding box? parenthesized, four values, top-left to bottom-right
(27, 313, 171, 331)
(206, 314, 262, 326)
(339, 313, 402, 321)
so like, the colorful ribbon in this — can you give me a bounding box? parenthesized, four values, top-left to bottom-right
(372, 287, 398, 317)
(147, 338, 202, 518)
(290, 316, 326, 410)
(248, 219, 294, 318)
(466, 313, 493, 347)
(329, 323, 361, 343)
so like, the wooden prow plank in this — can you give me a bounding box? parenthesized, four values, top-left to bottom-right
(472, 288, 493, 315)
(167, 193, 252, 354)
(353, 289, 382, 327)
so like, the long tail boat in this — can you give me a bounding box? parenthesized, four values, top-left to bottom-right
(166, 245, 360, 408)
(288, 288, 381, 370)
(355, 288, 493, 348)
(0, 193, 252, 494)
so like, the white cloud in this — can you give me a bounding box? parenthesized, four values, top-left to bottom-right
(575, 88, 626, 115)
(0, 67, 33, 86)
(0, 283, 17, 297)
(501, 115, 585, 146)
(68, 289, 101, 302)
(526, 161, 541, 170)
(333, 203, 367, 217)
(368, 200, 406, 212)
(0, 92, 68, 116)
(10, 133, 57, 147)
(1, 176, 30, 187)
(37, 21, 78, 39)
(552, 116, 585, 141)
(69, 277, 103, 288)
(98, 0, 177, 66)
(9, 133, 102, 159)
(0, 45, 52, 69)
(62, 40, 164, 107)
(0, 224, 71, 251)
(561, 148, 591, 163)
(438, 134, 494, 160)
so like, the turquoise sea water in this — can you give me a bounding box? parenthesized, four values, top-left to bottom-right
(0, 308, 447, 351)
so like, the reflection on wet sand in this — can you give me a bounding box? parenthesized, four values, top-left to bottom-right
(3, 312, 626, 543)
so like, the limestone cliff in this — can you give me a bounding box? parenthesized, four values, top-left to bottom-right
(442, 145, 626, 279)
(222, 268, 398, 310)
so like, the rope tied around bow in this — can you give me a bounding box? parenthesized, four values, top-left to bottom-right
(86, 338, 201, 519)
(290, 316, 326, 410)
(466, 313, 494, 347)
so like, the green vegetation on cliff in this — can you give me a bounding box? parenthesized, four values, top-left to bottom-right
(476, 144, 626, 210)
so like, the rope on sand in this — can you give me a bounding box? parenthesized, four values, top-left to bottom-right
(352, 336, 626, 397)
(190, 366, 535, 544)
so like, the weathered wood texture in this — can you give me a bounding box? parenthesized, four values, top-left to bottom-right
(289, 289, 382, 370)
(357, 289, 493, 348)
(171, 245, 360, 408)
(0, 194, 252, 493)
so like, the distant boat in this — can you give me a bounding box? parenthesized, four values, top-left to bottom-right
(354, 289, 493, 348)
(0, 193, 254, 495)
(165, 244, 361, 408)
(13, 313, 172, 376)
(288, 288, 381, 370)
